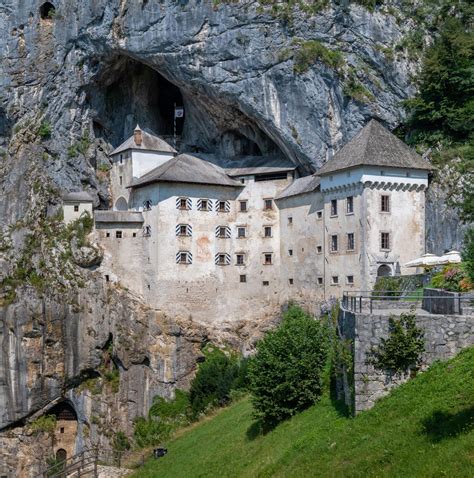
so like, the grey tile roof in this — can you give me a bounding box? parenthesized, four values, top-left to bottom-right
(276, 175, 321, 200)
(317, 120, 431, 176)
(63, 191, 94, 202)
(111, 127, 177, 155)
(128, 154, 243, 189)
(200, 154, 296, 176)
(94, 211, 144, 223)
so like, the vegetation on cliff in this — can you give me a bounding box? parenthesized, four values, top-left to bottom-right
(133, 347, 474, 477)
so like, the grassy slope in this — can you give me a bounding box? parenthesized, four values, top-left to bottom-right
(133, 348, 474, 477)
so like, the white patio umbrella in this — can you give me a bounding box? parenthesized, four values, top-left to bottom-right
(438, 250, 462, 265)
(405, 253, 441, 268)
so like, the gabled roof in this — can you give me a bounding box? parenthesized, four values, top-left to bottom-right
(63, 191, 94, 202)
(128, 154, 243, 189)
(94, 211, 144, 223)
(317, 120, 431, 176)
(276, 175, 320, 200)
(110, 126, 177, 156)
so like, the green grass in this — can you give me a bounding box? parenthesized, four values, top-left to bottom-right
(132, 347, 474, 477)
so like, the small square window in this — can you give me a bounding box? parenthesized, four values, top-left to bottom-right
(240, 274, 247, 283)
(237, 226, 246, 238)
(381, 232, 390, 250)
(106, 232, 110, 238)
(264, 226, 272, 238)
(217, 254, 227, 265)
(179, 198, 188, 210)
(239, 200, 248, 212)
(346, 196, 354, 214)
(116, 231, 122, 239)
(218, 226, 227, 238)
(218, 201, 227, 212)
(60, 427, 65, 434)
(346, 275, 354, 285)
(105, 274, 109, 282)
(240, 178, 245, 184)
(288, 216, 293, 225)
(132, 232, 137, 238)
(264, 253, 272, 265)
(317, 210, 323, 219)
(262, 280, 269, 286)
(179, 225, 188, 236)
(330, 235, 338, 252)
(381, 195, 390, 213)
(200, 199, 208, 211)
(179, 252, 188, 264)
(330, 199, 338, 217)
(288, 249, 293, 256)
(289, 278, 294, 285)
(74, 205, 79, 212)
(316, 245, 322, 254)
(331, 276, 339, 285)
(347, 233, 355, 251)
(317, 277, 323, 285)
(236, 254, 245, 266)
(264, 199, 273, 210)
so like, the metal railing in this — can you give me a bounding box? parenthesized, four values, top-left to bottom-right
(341, 290, 473, 315)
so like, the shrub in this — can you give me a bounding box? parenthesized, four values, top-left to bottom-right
(189, 347, 245, 417)
(370, 311, 425, 374)
(431, 265, 470, 292)
(38, 122, 52, 139)
(248, 305, 330, 426)
(133, 416, 171, 448)
(30, 415, 57, 435)
(149, 389, 191, 427)
(112, 431, 131, 452)
(462, 228, 474, 285)
(293, 40, 344, 74)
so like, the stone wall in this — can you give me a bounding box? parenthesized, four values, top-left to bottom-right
(339, 308, 474, 413)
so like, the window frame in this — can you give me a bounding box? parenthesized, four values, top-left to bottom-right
(116, 231, 122, 239)
(330, 234, 338, 253)
(330, 199, 338, 217)
(317, 277, 323, 286)
(381, 194, 390, 213)
(239, 200, 248, 212)
(240, 274, 247, 283)
(236, 253, 245, 266)
(346, 275, 355, 285)
(380, 231, 391, 251)
(237, 226, 247, 238)
(263, 253, 273, 265)
(347, 232, 355, 251)
(73, 204, 79, 212)
(264, 198, 273, 210)
(199, 199, 209, 211)
(316, 210, 323, 220)
(264, 226, 273, 238)
(178, 197, 190, 210)
(346, 196, 354, 215)
(331, 275, 339, 285)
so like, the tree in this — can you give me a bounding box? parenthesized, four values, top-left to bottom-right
(248, 306, 329, 426)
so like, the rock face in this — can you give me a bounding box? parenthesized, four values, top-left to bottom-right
(0, 0, 466, 474)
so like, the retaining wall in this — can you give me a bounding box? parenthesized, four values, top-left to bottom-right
(338, 308, 474, 413)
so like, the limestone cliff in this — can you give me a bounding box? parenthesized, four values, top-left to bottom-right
(0, 0, 465, 474)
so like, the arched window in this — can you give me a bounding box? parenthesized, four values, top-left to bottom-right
(114, 196, 128, 211)
(40, 2, 56, 20)
(377, 264, 392, 277)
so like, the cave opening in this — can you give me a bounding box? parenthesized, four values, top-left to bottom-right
(86, 57, 184, 149)
(40, 2, 56, 20)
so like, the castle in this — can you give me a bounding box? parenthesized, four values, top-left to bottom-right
(64, 120, 430, 323)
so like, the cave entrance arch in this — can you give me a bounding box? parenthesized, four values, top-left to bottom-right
(49, 402, 78, 463)
(377, 264, 392, 277)
(40, 2, 56, 19)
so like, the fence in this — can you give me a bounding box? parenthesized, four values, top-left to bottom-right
(342, 290, 473, 315)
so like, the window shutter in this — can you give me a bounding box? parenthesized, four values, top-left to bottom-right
(214, 253, 231, 265)
(187, 224, 193, 236)
(215, 226, 231, 238)
(225, 201, 231, 212)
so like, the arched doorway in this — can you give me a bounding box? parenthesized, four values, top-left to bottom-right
(40, 2, 56, 19)
(114, 196, 128, 211)
(377, 264, 392, 277)
(56, 448, 67, 463)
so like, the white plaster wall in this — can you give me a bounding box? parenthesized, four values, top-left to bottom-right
(277, 191, 325, 313)
(110, 152, 133, 208)
(63, 203, 93, 224)
(131, 151, 175, 179)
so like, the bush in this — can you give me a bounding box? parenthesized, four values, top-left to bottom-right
(112, 431, 131, 452)
(133, 416, 171, 448)
(370, 311, 425, 374)
(462, 228, 474, 284)
(149, 389, 191, 427)
(248, 305, 330, 426)
(30, 415, 57, 435)
(38, 122, 52, 139)
(189, 347, 245, 417)
(431, 264, 471, 292)
(293, 40, 344, 74)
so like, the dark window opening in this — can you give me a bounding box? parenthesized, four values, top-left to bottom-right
(381, 232, 390, 250)
(106, 232, 110, 238)
(132, 232, 137, 238)
(288, 216, 293, 225)
(330, 235, 338, 252)
(288, 249, 293, 256)
(237, 227, 246, 238)
(264, 199, 273, 210)
(255, 172, 288, 182)
(347, 233, 355, 251)
(264, 253, 272, 265)
(105, 275, 109, 282)
(262, 280, 269, 286)
(317, 210, 323, 219)
(239, 200, 247, 212)
(74, 205, 79, 212)
(116, 231, 122, 239)
(264, 226, 272, 238)
(60, 427, 65, 434)
(317, 245, 322, 253)
(346, 196, 354, 214)
(331, 199, 338, 216)
(381, 195, 390, 213)
(289, 278, 294, 285)
(347, 275, 354, 285)
(236, 254, 245, 265)
(40, 2, 56, 20)
(332, 276, 339, 285)
(317, 277, 323, 285)
(240, 274, 247, 283)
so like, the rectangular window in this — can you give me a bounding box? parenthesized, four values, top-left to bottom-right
(264, 199, 273, 210)
(346, 196, 354, 214)
(381, 195, 390, 212)
(218, 201, 227, 212)
(264, 226, 272, 238)
(317, 277, 323, 285)
(331, 276, 339, 285)
(347, 233, 355, 251)
(132, 232, 137, 238)
(105, 274, 109, 282)
(218, 226, 227, 238)
(288, 216, 293, 225)
(288, 249, 293, 256)
(237, 226, 246, 238)
(217, 254, 226, 265)
(116, 231, 122, 239)
(240, 274, 247, 283)
(178, 252, 190, 264)
(74, 205, 79, 212)
(330, 199, 338, 216)
(239, 200, 247, 212)
(264, 253, 273, 265)
(317, 210, 323, 219)
(236, 254, 245, 266)
(119, 176, 123, 186)
(119, 154, 123, 164)
(199, 199, 208, 211)
(316, 245, 322, 254)
(346, 275, 354, 285)
(179, 225, 188, 236)
(381, 232, 390, 250)
(330, 235, 338, 252)
(178, 197, 189, 210)
(289, 278, 294, 285)
(262, 281, 269, 286)
(106, 232, 110, 238)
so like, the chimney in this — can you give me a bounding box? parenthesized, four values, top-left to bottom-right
(134, 125, 142, 146)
